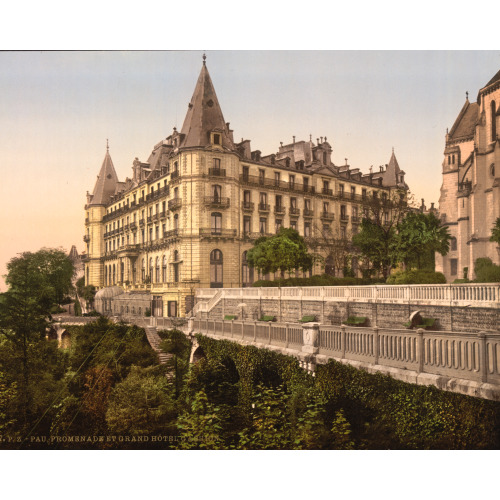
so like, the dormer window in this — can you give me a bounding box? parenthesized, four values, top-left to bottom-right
(211, 132, 221, 146)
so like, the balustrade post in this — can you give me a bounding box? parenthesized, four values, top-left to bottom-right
(285, 323, 289, 348)
(302, 323, 319, 354)
(253, 320, 257, 342)
(417, 328, 424, 373)
(478, 331, 488, 383)
(268, 322, 272, 345)
(231, 319, 234, 338)
(341, 325, 346, 359)
(373, 327, 379, 364)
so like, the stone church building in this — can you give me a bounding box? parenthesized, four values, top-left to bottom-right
(85, 56, 407, 317)
(436, 69, 500, 281)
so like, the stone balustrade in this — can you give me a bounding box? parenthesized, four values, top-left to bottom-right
(191, 318, 500, 401)
(195, 283, 500, 308)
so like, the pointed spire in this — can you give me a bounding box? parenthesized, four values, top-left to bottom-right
(384, 148, 402, 186)
(89, 143, 119, 205)
(179, 60, 234, 149)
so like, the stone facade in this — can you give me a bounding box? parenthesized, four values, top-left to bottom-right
(84, 56, 408, 317)
(436, 70, 500, 281)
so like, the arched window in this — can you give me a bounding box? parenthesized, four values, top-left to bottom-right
(211, 212, 222, 234)
(491, 100, 497, 142)
(162, 255, 167, 282)
(325, 256, 335, 276)
(242, 251, 254, 287)
(450, 237, 457, 251)
(155, 257, 160, 283)
(149, 258, 153, 282)
(210, 249, 223, 288)
(141, 258, 145, 282)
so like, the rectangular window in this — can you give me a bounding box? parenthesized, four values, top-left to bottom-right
(341, 226, 346, 239)
(450, 259, 458, 276)
(274, 172, 280, 186)
(290, 220, 297, 231)
(351, 186, 356, 199)
(213, 158, 221, 170)
(304, 199, 311, 211)
(290, 197, 297, 209)
(243, 216, 251, 233)
(259, 169, 265, 184)
(244, 190, 251, 203)
(275, 219, 282, 233)
(276, 194, 282, 208)
(242, 166, 249, 180)
(211, 213, 222, 234)
(362, 188, 367, 199)
(259, 217, 267, 234)
(289, 175, 295, 189)
(323, 201, 329, 213)
(303, 177, 309, 191)
(304, 222, 311, 237)
(339, 184, 344, 196)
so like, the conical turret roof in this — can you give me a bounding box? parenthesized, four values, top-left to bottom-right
(89, 145, 119, 205)
(180, 58, 234, 150)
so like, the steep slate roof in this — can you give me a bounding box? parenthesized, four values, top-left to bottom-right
(448, 100, 479, 143)
(180, 59, 234, 150)
(484, 69, 500, 88)
(89, 147, 119, 205)
(384, 149, 402, 185)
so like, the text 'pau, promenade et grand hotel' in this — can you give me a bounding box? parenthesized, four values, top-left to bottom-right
(84, 55, 408, 317)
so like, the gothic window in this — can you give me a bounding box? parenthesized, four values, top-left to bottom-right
(491, 100, 497, 142)
(450, 259, 458, 276)
(450, 237, 457, 251)
(211, 212, 222, 234)
(210, 249, 223, 288)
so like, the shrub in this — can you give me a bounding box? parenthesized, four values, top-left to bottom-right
(474, 258, 500, 283)
(386, 270, 446, 285)
(74, 299, 82, 316)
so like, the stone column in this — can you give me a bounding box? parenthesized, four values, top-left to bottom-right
(302, 323, 320, 355)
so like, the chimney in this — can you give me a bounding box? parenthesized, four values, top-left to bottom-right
(293, 136, 295, 143)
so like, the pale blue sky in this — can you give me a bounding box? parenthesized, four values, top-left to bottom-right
(1, 50, 499, 290)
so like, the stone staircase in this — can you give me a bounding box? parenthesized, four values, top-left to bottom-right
(145, 326, 172, 365)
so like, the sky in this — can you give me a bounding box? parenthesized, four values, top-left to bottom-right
(0, 50, 499, 291)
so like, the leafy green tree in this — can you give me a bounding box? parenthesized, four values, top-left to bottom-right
(391, 211, 451, 270)
(246, 227, 313, 277)
(106, 366, 176, 437)
(490, 218, 500, 245)
(0, 249, 74, 425)
(176, 390, 223, 449)
(352, 218, 396, 279)
(159, 329, 192, 398)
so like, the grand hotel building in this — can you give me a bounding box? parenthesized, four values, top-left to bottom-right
(85, 56, 407, 317)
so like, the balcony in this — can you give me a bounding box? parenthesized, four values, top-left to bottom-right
(351, 215, 360, 224)
(303, 185, 315, 194)
(164, 229, 181, 239)
(147, 216, 152, 224)
(242, 201, 254, 212)
(322, 188, 333, 196)
(320, 211, 335, 220)
(204, 196, 230, 209)
(340, 214, 349, 223)
(139, 218, 145, 226)
(83, 234, 90, 243)
(117, 244, 141, 256)
(258, 203, 270, 213)
(85, 217, 89, 224)
(289, 207, 300, 217)
(199, 228, 237, 238)
(274, 206, 286, 215)
(138, 197, 145, 205)
(303, 209, 314, 218)
(168, 198, 182, 211)
(130, 222, 137, 231)
(208, 168, 226, 177)
(243, 231, 274, 240)
(153, 213, 159, 222)
(159, 211, 167, 219)
(170, 170, 180, 181)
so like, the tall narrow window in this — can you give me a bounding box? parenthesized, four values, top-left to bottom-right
(141, 259, 145, 282)
(289, 175, 295, 189)
(290, 220, 297, 231)
(173, 250, 179, 283)
(259, 217, 267, 234)
(213, 158, 221, 171)
(491, 100, 497, 142)
(450, 237, 457, 251)
(242, 166, 249, 181)
(155, 257, 160, 283)
(274, 172, 280, 186)
(243, 216, 251, 234)
(211, 212, 222, 234)
(259, 169, 265, 184)
(149, 258, 153, 282)
(242, 251, 254, 287)
(174, 214, 179, 230)
(210, 249, 223, 288)
(213, 184, 222, 202)
(162, 255, 167, 282)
